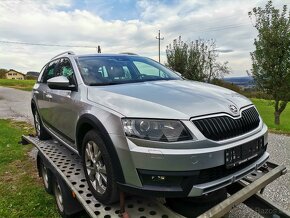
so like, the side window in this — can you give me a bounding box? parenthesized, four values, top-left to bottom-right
(41, 60, 58, 83)
(123, 66, 132, 79)
(98, 66, 108, 78)
(133, 61, 167, 78)
(37, 65, 47, 82)
(58, 58, 75, 85)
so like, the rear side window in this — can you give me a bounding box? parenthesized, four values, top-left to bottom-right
(37, 65, 47, 82)
(41, 60, 59, 83)
(58, 58, 76, 85)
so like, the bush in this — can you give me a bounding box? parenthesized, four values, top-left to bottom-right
(0, 69, 8, 79)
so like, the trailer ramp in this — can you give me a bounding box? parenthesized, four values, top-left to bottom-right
(22, 135, 182, 218)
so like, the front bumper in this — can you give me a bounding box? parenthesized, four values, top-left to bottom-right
(111, 122, 268, 197)
(117, 152, 269, 197)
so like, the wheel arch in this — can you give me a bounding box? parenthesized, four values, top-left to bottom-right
(76, 114, 125, 183)
(31, 99, 36, 113)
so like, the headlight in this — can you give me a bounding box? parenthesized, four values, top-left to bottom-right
(122, 119, 192, 142)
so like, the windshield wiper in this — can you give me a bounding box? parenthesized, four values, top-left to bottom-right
(89, 78, 179, 86)
(89, 82, 121, 86)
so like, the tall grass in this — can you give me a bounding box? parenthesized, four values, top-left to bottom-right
(0, 79, 36, 91)
(252, 98, 290, 134)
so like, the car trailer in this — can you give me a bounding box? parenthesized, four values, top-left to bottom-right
(21, 135, 290, 218)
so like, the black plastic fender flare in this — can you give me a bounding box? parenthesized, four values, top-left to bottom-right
(76, 114, 125, 183)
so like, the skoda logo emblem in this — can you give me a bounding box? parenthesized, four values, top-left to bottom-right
(229, 105, 238, 114)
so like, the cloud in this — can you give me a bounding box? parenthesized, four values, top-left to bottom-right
(0, 0, 288, 76)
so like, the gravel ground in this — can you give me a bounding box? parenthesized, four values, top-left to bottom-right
(229, 133, 290, 217)
(1, 86, 289, 217)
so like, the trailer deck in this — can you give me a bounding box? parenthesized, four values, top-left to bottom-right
(22, 135, 289, 218)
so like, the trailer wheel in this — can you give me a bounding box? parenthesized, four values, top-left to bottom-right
(82, 130, 119, 204)
(53, 177, 83, 218)
(40, 163, 53, 194)
(33, 109, 51, 140)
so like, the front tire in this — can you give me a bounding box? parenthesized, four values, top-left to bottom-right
(33, 109, 51, 140)
(82, 130, 119, 204)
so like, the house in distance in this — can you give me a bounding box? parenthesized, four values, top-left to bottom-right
(5, 69, 25, 80)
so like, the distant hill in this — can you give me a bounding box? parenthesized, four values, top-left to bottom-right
(26, 71, 39, 78)
(223, 76, 254, 88)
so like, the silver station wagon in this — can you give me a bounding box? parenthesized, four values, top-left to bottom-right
(31, 52, 269, 204)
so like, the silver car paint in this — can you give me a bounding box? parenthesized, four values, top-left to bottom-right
(87, 80, 252, 120)
(33, 53, 269, 197)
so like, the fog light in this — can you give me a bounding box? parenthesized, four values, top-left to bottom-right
(138, 170, 183, 187)
(151, 176, 166, 182)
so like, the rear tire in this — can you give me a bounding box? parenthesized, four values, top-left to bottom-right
(33, 109, 51, 140)
(82, 130, 119, 204)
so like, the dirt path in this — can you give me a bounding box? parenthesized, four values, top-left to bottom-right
(0, 86, 33, 124)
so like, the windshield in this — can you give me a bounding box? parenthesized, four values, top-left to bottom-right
(76, 56, 181, 85)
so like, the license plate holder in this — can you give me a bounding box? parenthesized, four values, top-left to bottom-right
(225, 137, 265, 168)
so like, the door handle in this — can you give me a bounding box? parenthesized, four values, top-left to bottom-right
(45, 94, 52, 99)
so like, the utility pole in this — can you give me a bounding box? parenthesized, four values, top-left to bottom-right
(155, 30, 164, 63)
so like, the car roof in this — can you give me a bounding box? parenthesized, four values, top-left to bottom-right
(51, 51, 141, 61)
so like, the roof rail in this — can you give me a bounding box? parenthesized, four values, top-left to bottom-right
(51, 51, 75, 60)
(119, 52, 138, 55)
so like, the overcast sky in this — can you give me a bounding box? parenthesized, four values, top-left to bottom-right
(0, 0, 289, 76)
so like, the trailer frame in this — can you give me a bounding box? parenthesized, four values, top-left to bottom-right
(22, 135, 289, 218)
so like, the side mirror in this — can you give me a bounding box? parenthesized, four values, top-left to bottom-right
(47, 76, 76, 91)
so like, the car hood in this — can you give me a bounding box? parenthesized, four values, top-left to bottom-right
(87, 80, 252, 119)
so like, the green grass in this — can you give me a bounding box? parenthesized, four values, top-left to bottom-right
(0, 79, 36, 91)
(251, 98, 290, 134)
(0, 120, 60, 218)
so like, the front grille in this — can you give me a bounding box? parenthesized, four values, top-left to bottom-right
(192, 106, 260, 141)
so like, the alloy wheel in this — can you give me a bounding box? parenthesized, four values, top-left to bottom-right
(85, 141, 107, 194)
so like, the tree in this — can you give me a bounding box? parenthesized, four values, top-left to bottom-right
(166, 36, 188, 76)
(248, 1, 290, 125)
(0, 68, 8, 79)
(166, 37, 229, 82)
(25, 75, 37, 80)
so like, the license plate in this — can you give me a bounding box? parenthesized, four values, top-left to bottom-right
(225, 137, 266, 168)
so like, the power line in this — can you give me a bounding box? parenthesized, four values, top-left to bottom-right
(180, 15, 244, 28)
(0, 40, 97, 48)
(193, 23, 249, 33)
(155, 30, 164, 62)
(168, 22, 250, 35)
